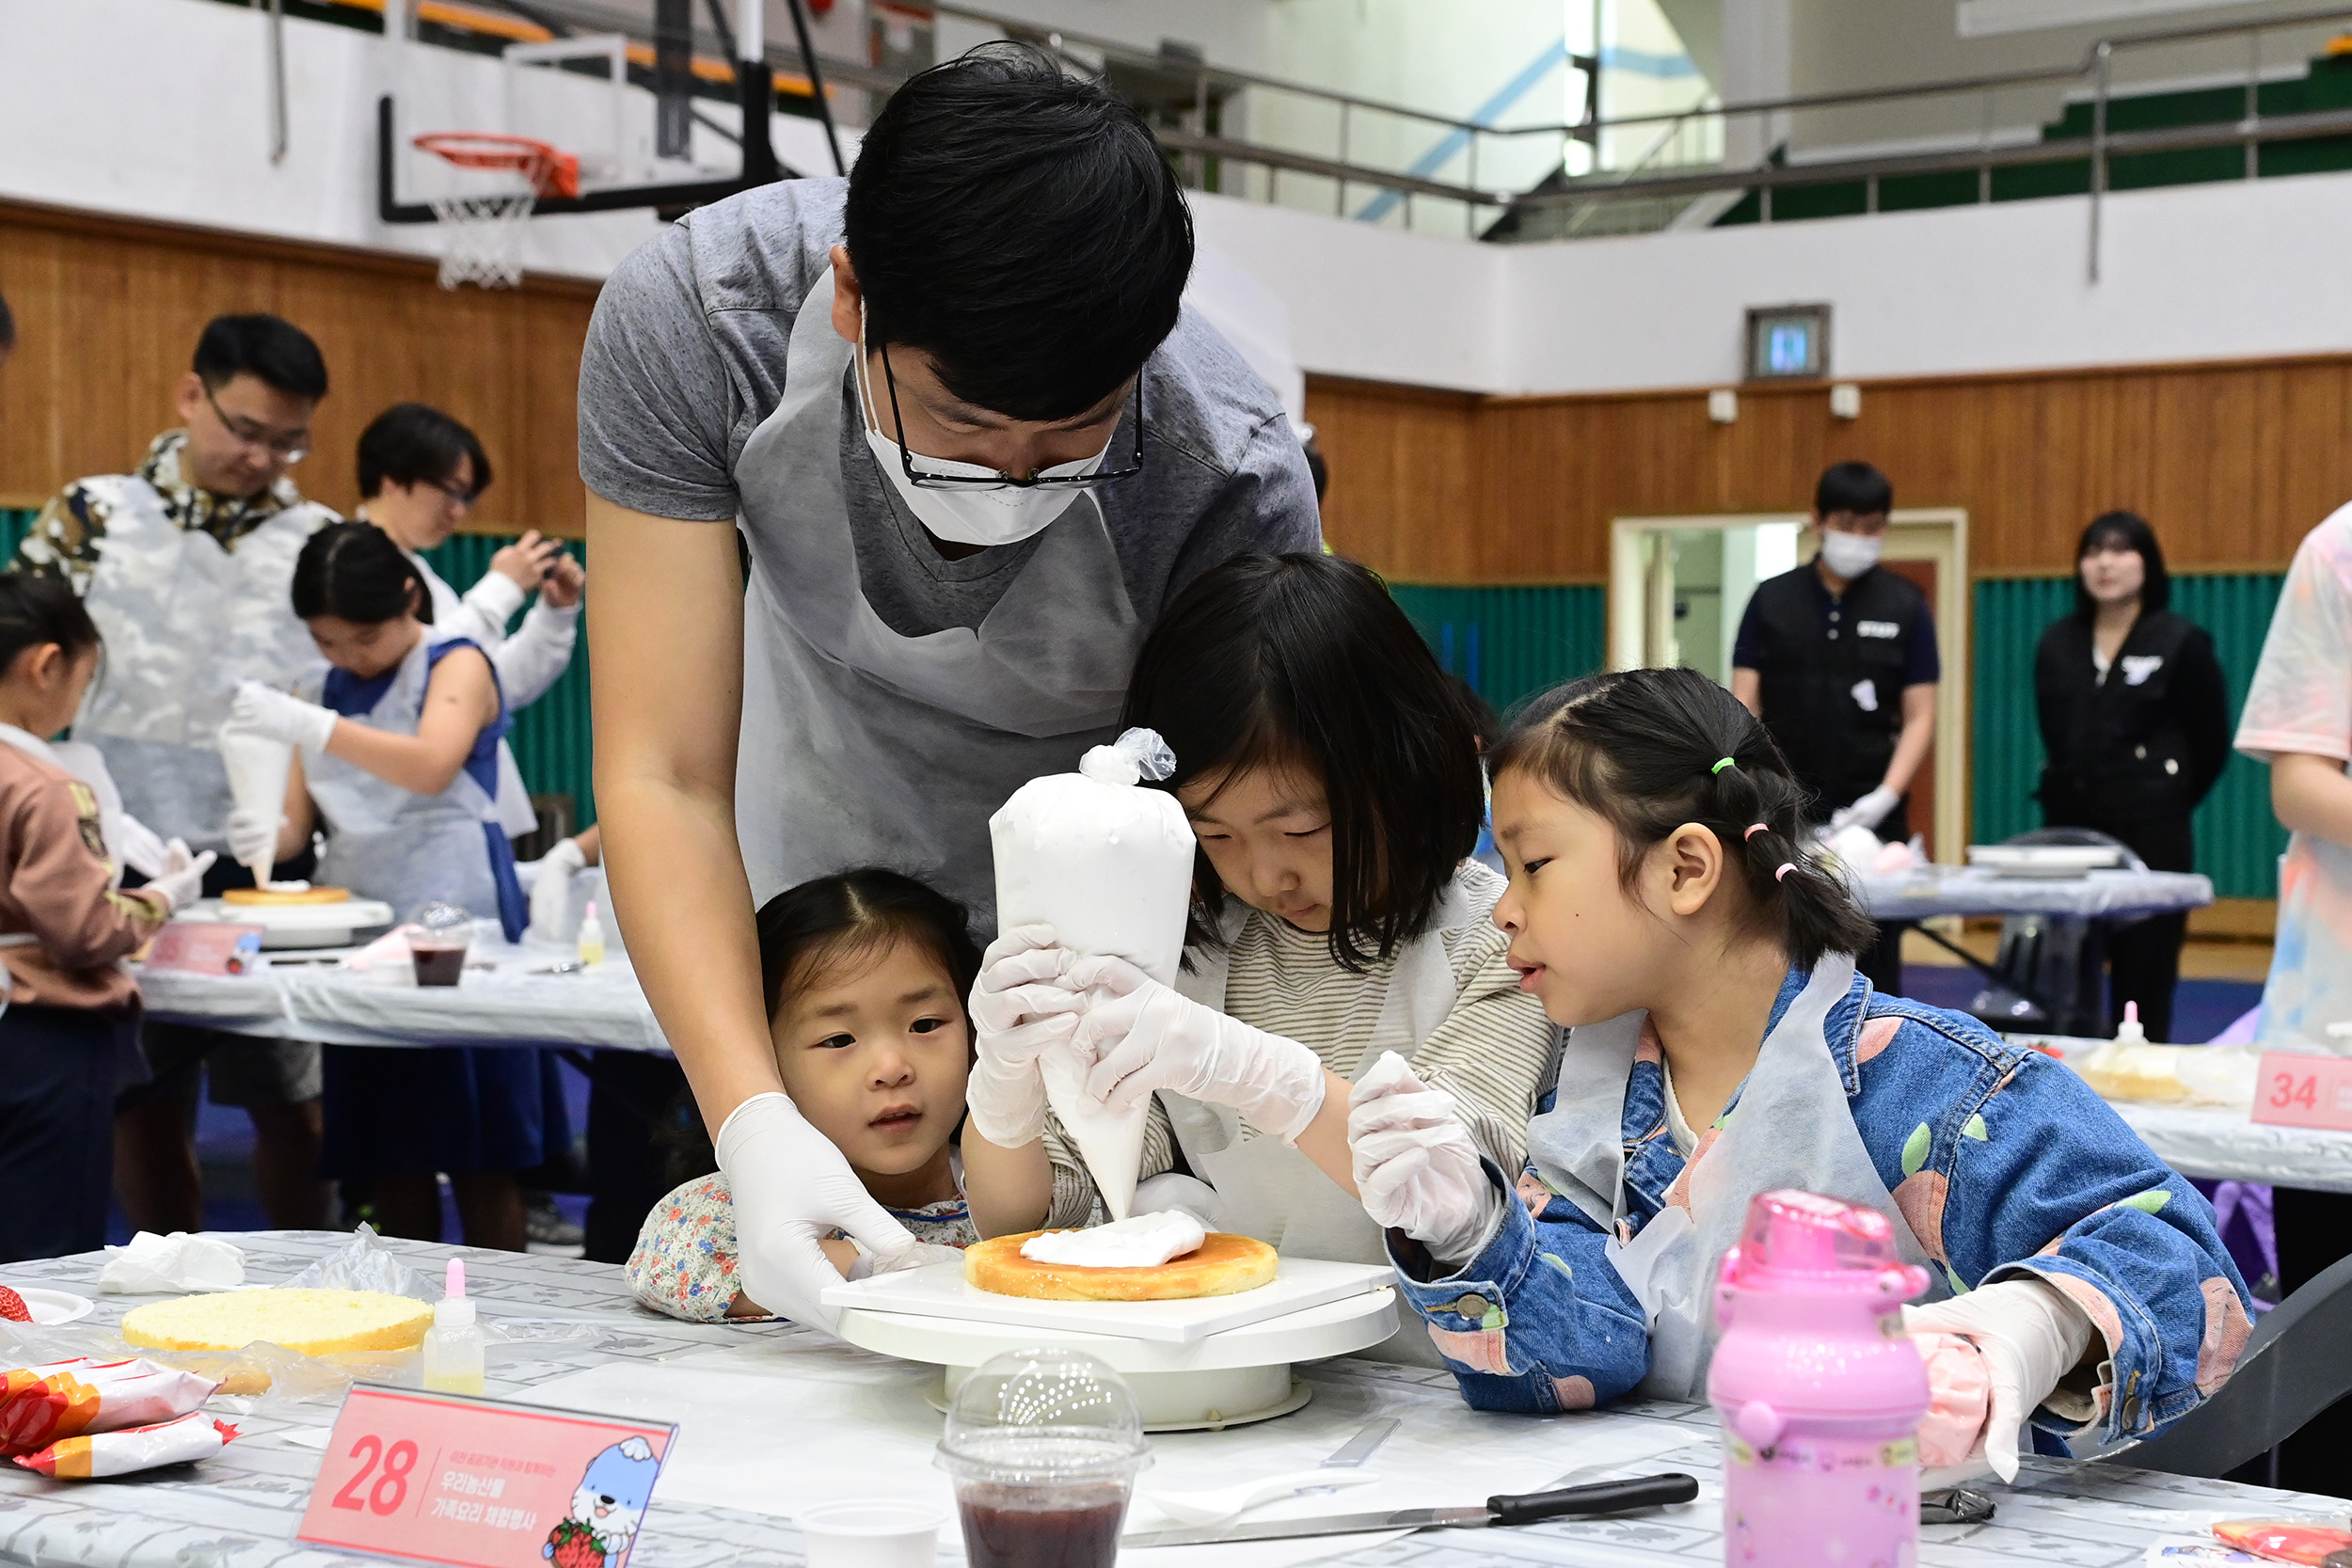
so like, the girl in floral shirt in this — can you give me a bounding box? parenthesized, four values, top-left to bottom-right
(1348, 665, 2250, 1484)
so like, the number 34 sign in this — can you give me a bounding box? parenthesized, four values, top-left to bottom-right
(298, 1386, 677, 1568)
(2251, 1052, 2352, 1132)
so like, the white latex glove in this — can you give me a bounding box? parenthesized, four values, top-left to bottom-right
(528, 837, 587, 940)
(225, 808, 283, 874)
(145, 841, 217, 912)
(227, 681, 337, 752)
(1133, 1172, 1231, 1231)
(1348, 1051, 1503, 1264)
(965, 925, 1085, 1146)
(1902, 1275, 2097, 1484)
(112, 811, 170, 882)
(1830, 784, 1901, 833)
(715, 1092, 923, 1336)
(1064, 953, 1327, 1143)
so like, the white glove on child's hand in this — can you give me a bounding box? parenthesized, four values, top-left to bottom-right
(1831, 785, 1901, 833)
(227, 681, 337, 752)
(145, 840, 217, 912)
(963, 924, 1086, 1147)
(528, 837, 588, 940)
(226, 808, 283, 873)
(1349, 1052, 1503, 1265)
(1902, 1275, 2098, 1483)
(1064, 953, 1327, 1142)
(716, 1092, 923, 1335)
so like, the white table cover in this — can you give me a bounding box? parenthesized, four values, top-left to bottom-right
(1859, 865, 2215, 923)
(0, 1231, 2329, 1568)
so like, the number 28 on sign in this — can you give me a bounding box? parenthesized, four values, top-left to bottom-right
(298, 1386, 675, 1568)
(2252, 1052, 2352, 1132)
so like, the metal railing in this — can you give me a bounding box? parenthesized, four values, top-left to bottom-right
(351, 0, 2352, 259)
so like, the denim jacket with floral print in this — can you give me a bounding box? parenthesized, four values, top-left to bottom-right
(1388, 969, 2253, 1450)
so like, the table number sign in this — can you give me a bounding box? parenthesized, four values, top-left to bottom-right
(144, 923, 265, 975)
(298, 1386, 676, 1568)
(2251, 1053, 2352, 1132)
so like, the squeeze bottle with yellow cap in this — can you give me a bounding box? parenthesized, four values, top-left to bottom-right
(422, 1258, 485, 1396)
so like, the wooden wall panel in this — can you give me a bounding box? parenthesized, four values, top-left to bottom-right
(0, 201, 597, 536)
(1311, 356, 2352, 583)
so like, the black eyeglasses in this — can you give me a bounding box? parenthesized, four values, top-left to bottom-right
(430, 475, 481, 508)
(877, 343, 1144, 491)
(201, 385, 310, 463)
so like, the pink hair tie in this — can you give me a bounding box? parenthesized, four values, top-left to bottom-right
(1774, 862, 1797, 882)
(1744, 823, 1770, 841)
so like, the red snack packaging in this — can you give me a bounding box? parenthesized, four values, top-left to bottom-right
(2214, 1521, 2352, 1565)
(11, 1412, 236, 1478)
(0, 1290, 33, 1324)
(0, 1358, 220, 1455)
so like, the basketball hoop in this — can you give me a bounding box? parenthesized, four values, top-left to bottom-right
(413, 133, 580, 290)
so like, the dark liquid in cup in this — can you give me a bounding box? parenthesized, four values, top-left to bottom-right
(411, 945, 467, 987)
(956, 1484, 1127, 1568)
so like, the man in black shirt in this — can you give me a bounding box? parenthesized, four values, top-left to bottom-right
(1732, 462, 1938, 995)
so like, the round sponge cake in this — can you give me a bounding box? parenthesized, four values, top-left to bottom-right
(964, 1230, 1277, 1302)
(222, 886, 352, 906)
(122, 1289, 433, 1355)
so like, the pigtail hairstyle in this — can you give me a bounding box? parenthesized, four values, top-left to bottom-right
(291, 521, 432, 626)
(1120, 553, 1487, 972)
(0, 573, 102, 674)
(1488, 665, 1879, 969)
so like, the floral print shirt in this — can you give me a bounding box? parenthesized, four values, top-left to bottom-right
(1391, 969, 2254, 1454)
(627, 1170, 978, 1324)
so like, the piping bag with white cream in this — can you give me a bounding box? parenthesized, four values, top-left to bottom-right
(990, 728, 1195, 1223)
(216, 724, 294, 887)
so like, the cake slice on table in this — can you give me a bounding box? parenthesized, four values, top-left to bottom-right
(122, 1289, 431, 1355)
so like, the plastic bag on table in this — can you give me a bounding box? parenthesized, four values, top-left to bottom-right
(13, 1410, 236, 1478)
(277, 1224, 438, 1301)
(0, 1356, 220, 1454)
(2211, 1520, 2352, 1564)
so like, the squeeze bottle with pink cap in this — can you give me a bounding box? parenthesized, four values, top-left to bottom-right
(1707, 1190, 1931, 1567)
(422, 1258, 485, 1396)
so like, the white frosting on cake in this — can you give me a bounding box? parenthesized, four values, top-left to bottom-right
(990, 733, 1195, 1222)
(1019, 1211, 1209, 1268)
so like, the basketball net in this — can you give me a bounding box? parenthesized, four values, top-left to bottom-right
(413, 133, 579, 292)
(426, 191, 534, 290)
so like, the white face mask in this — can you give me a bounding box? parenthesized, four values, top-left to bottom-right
(854, 309, 1114, 549)
(1816, 527, 1883, 580)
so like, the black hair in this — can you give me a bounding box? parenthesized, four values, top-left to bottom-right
(845, 41, 1193, 422)
(0, 292, 15, 353)
(193, 313, 328, 402)
(662, 867, 981, 1185)
(1121, 552, 1486, 972)
(291, 522, 432, 625)
(1490, 665, 1879, 971)
(357, 403, 493, 500)
(0, 572, 101, 675)
(755, 866, 983, 1022)
(2073, 509, 2169, 616)
(1814, 460, 1892, 518)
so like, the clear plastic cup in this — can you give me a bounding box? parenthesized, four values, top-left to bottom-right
(796, 1500, 943, 1568)
(409, 901, 472, 987)
(936, 1349, 1150, 1568)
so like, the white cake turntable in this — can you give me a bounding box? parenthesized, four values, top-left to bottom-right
(173, 895, 396, 950)
(823, 1255, 1399, 1432)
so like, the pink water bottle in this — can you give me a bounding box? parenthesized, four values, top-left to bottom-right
(1708, 1190, 1931, 1568)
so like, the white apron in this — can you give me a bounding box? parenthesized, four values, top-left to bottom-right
(306, 635, 512, 931)
(407, 550, 548, 841)
(72, 478, 329, 850)
(2257, 830, 2352, 1051)
(1160, 864, 1512, 1366)
(1522, 958, 1937, 1401)
(729, 272, 1145, 919)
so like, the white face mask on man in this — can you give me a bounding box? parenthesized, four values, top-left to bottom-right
(1816, 527, 1884, 581)
(854, 309, 1115, 549)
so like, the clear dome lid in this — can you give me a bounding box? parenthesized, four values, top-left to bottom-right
(1728, 1188, 1900, 1284)
(935, 1349, 1149, 1484)
(411, 901, 474, 940)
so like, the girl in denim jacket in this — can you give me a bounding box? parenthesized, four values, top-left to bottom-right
(1347, 665, 2250, 1484)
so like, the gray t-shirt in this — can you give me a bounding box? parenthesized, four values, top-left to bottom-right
(578, 179, 1321, 639)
